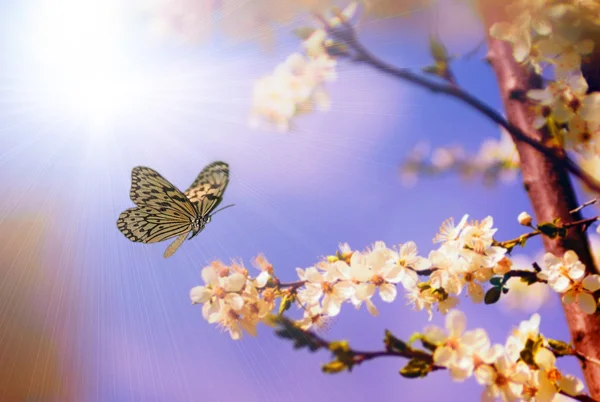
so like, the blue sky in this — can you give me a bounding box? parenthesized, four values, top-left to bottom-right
(0, 1, 588, 401)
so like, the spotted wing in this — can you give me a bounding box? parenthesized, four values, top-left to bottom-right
(130, 166, 198, 219)
(184, 161, 230, 217)
(117, 206, 192, 244)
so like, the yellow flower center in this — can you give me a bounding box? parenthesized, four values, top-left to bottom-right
(214, 287, 227, 299)
(371, 275, 385, 286)
(495, 373, 509, 387)
(547, 368, 562, 383)
(322, 282, 334, 294)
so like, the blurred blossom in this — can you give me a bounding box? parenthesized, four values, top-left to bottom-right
(498, 255, 553, 315)
(400, 130, 520, 186)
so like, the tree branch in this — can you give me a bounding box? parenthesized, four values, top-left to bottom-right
(476, 1, 600, 399)
(317, 18, 600, 194)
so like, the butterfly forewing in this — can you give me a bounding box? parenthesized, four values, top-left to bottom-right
(184, 161, 230, 216)
(130, 166, 198, 219)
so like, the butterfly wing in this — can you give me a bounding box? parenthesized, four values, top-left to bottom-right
(184, 161, 230, 217)
(130, 166, 199, 219)
(118, 166, 200, 258)
(117, 206, 192, 244)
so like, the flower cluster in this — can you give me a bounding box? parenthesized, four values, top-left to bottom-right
(425, 311, 584, 401)
(400, 131, 521, 187)
(189, 258, 276, 340)
(190, 213, 600, 340)
(490, 0, 600, 159)
(248, 4, 358, 131)
(538, 250, 600, 314)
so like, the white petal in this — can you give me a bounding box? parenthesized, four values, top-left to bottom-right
(550, 275, 571, 293)
(400, 241, 418, 259)
(583, 275, 600, 292)
(227, 273, 247, 292)
(201, 266, 218, 285)
(446, 310, 467, 337)
(305, 267, 324, 283)
(379, 283, 397, 302)
(578, 292, 598, 314)
(559, 374, 584, 396)
(355, 283, 375, 300)
(568, 262, 586, 280)
(474, 364, 496, 386)
(334, 281, 356, 299)
(433, 346, 455, 367)
(322, 295, 342, 317)
(190, 286, 211, 304)
(365, 299, 378, 316)
(423, 326, 446, 343)
(226, 293, 245, 311)
(534, 348, 556, 370)
(255, 271, 270, 288)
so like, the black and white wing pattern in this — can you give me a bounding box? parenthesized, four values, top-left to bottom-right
(117, 166, 199, 258)
(184, 161, 230, 217)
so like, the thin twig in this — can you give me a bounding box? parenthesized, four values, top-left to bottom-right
(496, 216, 599, 249)
(318, 18, 600, 194)
(571, 199, 599, 214)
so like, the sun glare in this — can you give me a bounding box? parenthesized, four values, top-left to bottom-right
(25, 0, 150, 123)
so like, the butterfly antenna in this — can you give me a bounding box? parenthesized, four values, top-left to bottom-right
(210, 204, 235, 217)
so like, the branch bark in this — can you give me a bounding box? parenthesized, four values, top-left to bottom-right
(478, 1, 600, 399)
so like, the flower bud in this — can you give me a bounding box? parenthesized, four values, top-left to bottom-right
(518, 212, 532, 226)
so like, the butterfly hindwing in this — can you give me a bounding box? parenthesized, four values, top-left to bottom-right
(184, 161, 230, 216)
(117, 206, 192, 244)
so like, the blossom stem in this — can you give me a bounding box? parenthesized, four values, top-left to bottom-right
(278, 280, 307, 290)
(496, 216, 599, 249)
(316, 16, 600, 194)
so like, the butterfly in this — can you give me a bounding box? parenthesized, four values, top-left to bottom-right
(116, 161, 233, 258)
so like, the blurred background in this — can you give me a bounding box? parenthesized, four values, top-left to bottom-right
(0, 0, 594, 401)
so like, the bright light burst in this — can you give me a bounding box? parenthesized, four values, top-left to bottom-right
(23, 0, 151, 123)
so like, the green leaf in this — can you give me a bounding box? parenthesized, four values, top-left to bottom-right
(537, 222, 567, 239)
(399, 358, 432, 378)
(329, 340, 351, 354)
(278, 294, 294, 315)
(484, 287, 502, 305)
(489, 277, 503, 286)
(273, 316, 323, 352)
(548, 339, 573, 356)
(293, 27, 317, 40)
(520, 349, 535, 366)
(420, 339, 437, 352)
(429, 35, 449, 63)
(322, 360, 347, 374)
(384, 330, 411, 353)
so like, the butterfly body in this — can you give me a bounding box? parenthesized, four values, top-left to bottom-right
(116, 161, 231, 258)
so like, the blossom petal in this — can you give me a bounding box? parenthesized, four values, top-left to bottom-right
(583, 275, 600, 292)
(446, 309, 467, 337)
(379, 283, 397, 302)
(190, 286, 211, 304)
(559, 374, 584, 396)
(201, 266, 218, 285)
(577, 292, 598, 314)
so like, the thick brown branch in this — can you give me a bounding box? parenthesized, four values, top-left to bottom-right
(477, 1, 600, 399)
